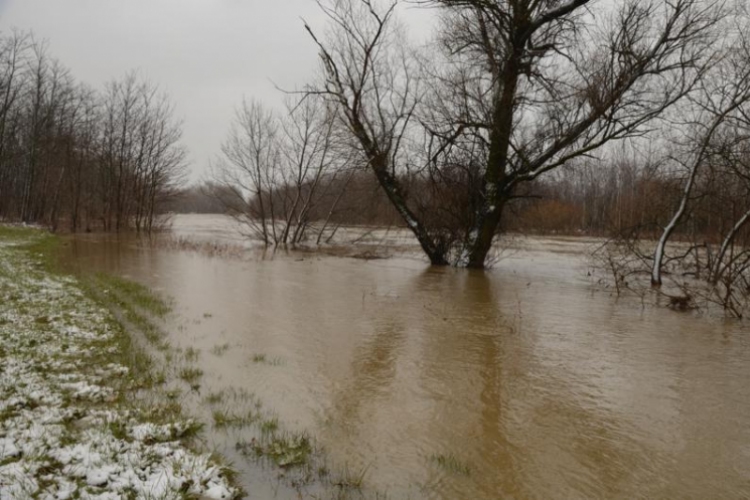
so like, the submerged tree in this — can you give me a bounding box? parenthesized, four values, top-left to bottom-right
(305, 0, 728, 267)
(640, 15, 750, 315)
(650, 33, 750, 287)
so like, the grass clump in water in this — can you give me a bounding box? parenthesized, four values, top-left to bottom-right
(183, 346, 201, 362)
(211, 343, 231, 356)
(178, 366, 204, 384)
(212, 408, 259, 429)
(331, 464, 369, 491)
(204, 387, 259, 407)
(429, 452, 471, 476)
(250, 352, 283, 366)
(240, 432, 313, 468)
(205, 391, 225, 405)
(259, 416, 279, 435)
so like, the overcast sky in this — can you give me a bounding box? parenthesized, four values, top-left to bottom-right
(0, 0, 436, 182)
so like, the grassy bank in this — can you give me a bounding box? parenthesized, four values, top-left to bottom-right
(0, 226, 240, 499)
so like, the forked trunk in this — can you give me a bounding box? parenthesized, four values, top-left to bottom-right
(370, 156, 448, 266)
(652, 160, 701, 287)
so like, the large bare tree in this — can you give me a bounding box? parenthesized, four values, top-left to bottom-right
(306, 0, 727, 267)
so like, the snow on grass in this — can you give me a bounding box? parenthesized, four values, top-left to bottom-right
(0, 235, 239, 499)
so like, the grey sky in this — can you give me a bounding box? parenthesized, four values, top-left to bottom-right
(0, 0, 435, 182)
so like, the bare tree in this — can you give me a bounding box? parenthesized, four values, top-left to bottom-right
(67, 84, 99, 232)
(304, 0, 448, 262)
(306, 0, 727, 267)
(651, 20, 750, 286)
(214, 99, 280, 244)
(277, 97, 341, 245)
(0, 31, 30, 219)
(213, 94, 353, 247)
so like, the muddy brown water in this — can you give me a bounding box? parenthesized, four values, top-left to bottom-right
(59, 215, 750, 499)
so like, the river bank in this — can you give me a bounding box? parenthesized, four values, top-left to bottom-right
(0, 226, 239, 499)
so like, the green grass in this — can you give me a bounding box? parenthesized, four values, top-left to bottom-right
(82, 276, 169, 350)
(8, 228, 60, 273)
(0, 225, 39, 240)
(94, 272, 171, 317)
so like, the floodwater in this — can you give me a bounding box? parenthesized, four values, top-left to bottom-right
(60, 215, 750, 499)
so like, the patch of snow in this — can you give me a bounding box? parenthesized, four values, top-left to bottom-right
(0, 439, 19, 461)
(0, 243, 239, 499)
(85, 468, 111, 487)
(205, 484, 233, 499)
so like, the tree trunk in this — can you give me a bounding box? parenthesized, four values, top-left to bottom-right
(652, 162, 700, 287)
(711, 208, 750, 284)
(370, 156, 448, 266)
(464, 199, 506, 268)
(316, 169, 354, 245)
(462, 38, 522, 268)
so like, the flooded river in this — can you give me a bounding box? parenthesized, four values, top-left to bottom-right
(60, 215, 750, 499)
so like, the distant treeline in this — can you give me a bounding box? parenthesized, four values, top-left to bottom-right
(509, 158, 750, 246)
(169, 184, 228, 215)
(199, 149, 749, 245)
(0, 32, 186, 233)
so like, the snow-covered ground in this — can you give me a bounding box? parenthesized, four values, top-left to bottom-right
(0, 234, 239, 499)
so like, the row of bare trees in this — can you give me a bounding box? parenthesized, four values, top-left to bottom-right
(0, 31, 186, 233)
